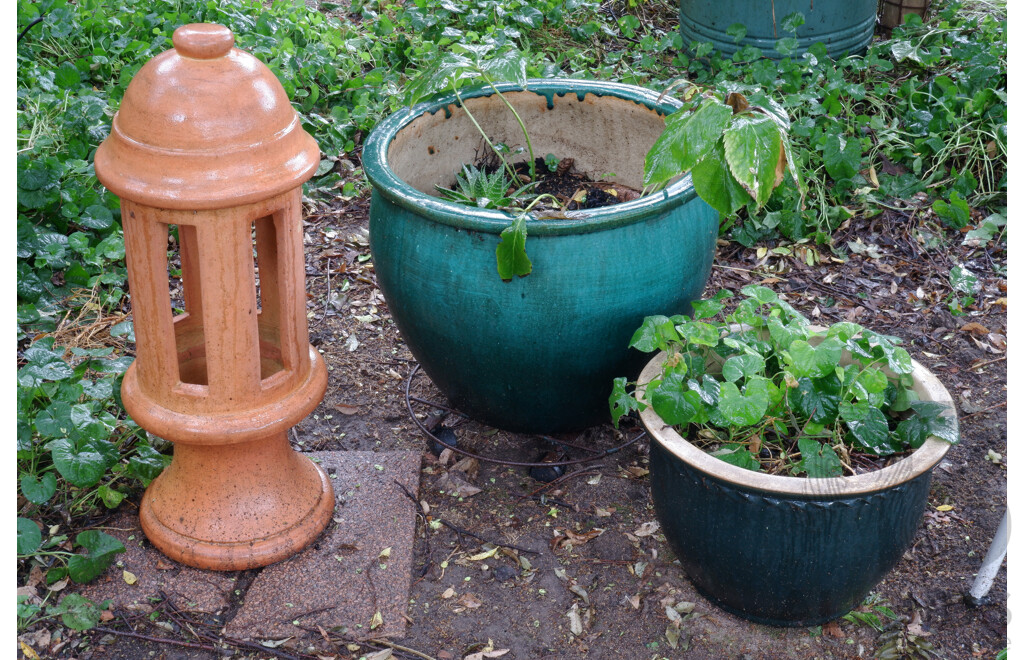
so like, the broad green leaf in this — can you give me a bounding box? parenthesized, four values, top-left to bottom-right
(17, 518, 42, 555)
(767, 317, 800, 351)
(949, 264, 979, 294)
(678, 321, 719, 347)
(690, 299, 724, 320)
(48, 438, 109, 488)
(644, 99, 733, 187)
(404, 52, 475, 106)
(722, 353, 765, 382)
(609, 377, 643, 428)
(840, 402, 896, 455)
(54, 62, 82, 89)
(709, 444, 760, 471)
(495, 215, 531, 280)
(797, 437, 841, 478)
(690, 140, 752, 215)
(480, 47, 528, 86)
(852, 368, 889, 398)
(50, 594, 102, 631)
(787, 337, 843, 379)
(722, 113, 783, 208)
(68, 530, 125, 584)
(629, 315, 681, 352)
(823, 132, 862, 180)
(98, 484, 126, 509)
(826, 322, 863, 343)
(34, 401, 75, 438)
(740, 284, 778, 306)
(20, 472, 57, 504)
(897, 401, 959, 446)
(127, 442, 170, 484)
(79, 205, 114, 230)
(790, 373, 842, 424)
(651, 372, 706, 426)
(717, 378, 770, 427)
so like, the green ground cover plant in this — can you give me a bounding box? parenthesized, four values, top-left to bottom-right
(16, 0, 1005, 636)
(610, 285, 959, 476)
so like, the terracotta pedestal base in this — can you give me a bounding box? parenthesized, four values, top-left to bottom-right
(139, 433, 335, 570)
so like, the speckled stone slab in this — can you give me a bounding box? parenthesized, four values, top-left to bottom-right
(223, 450, 422, 641)
(79, 509, 237, 615)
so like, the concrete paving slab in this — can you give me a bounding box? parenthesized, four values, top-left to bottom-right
(223, 450, 422, 641)
(80, 509, 236, 615)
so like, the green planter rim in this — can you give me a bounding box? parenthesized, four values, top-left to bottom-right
(638, 350, 956, 498)
(363, 78, 702, 236)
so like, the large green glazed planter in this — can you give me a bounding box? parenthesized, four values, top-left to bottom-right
(639, 350, 956, 626)
(364, 79, 718, 433)
(679, 0, 877, 60)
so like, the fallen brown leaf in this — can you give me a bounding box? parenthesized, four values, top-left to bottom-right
(333, 403, 360, 415)
(960, 322, 991, 336)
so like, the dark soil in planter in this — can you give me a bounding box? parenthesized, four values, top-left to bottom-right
(510, 157, 642, 210)
(91, 196, 1006, 658)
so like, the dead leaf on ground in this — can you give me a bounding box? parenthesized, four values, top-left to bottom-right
(823, 620, 844, 638)
(441, 587, 457, 599)
(334, 402, 360, 415)
(907, 610, 931, 637)
(634, 521, 661, 537)
(456, 593, 483, 609)
(155, 559, 175, 570)
(960, 322, 991, 336)
(435, 471, 482, 498)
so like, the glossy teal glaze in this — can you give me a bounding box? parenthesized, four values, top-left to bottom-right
(365, 80, 719, 433)
(680, 0, 877, 60)
(650, 440, 933, 625)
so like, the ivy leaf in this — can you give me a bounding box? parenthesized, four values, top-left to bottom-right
(722, 353, 765, 382)
(786, 337, 843, 379)
(840, 402, 896, 455)
(797, 437, 841, 478)
(678, 321, 719, 347)
(17, 517, 42, 555)
(690, 140, 753, 215)
(609, 377, 644, 428)
(127, 442, 170, 485)
(495, 214, 531, 281)
(49, 594, 102, 631)
(823, 132, 862, 180)
(651, 372, 706, 426)
(479, 47, 528, 86)
(790, 373, 842, 425)
(48, 438, 109, 488)
(717, 378, 770, 427)
(722, 113, 783, 208)
(628, 315, 681, 352)
(68, 530, 125, 584)
(21, 472, 58, 504)
(709, 443, 761, 471)
(689, 298, 724, 320)
(644, 98, 733, 188)
(895, 401, 959, 448)
(79, 205, 114, 230)
(740, 284, 779, 306)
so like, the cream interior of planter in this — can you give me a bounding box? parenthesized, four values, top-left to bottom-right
(387, 91, 666, 194)
(639, 333, 958, 497)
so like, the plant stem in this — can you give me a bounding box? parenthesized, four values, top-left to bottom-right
(484, 77, 536, 180)
(452, 85, 519, 184)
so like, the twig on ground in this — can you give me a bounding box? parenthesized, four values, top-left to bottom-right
(962, 401, 1007, 418)
(438, 519, 540, 555)
(970, 356, 1006, 371)
(515, 468, 600, 504)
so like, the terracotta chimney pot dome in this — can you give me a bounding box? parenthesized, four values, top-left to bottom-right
(95, 23, 319, 210)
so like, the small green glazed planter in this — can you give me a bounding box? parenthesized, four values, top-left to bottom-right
(679, 0, 878, 60)
(638, 349, 957, 626)
(364, 79, 719, 433)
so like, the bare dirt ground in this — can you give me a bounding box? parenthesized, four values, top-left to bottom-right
(60, 190, 1007, 660)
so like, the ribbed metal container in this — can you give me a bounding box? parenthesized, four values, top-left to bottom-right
(679, 0, 877, 60)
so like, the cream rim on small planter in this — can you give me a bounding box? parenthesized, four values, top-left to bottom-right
(638, 350, 956, 495)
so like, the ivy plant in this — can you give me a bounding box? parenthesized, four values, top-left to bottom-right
(610, 285, 958, 477)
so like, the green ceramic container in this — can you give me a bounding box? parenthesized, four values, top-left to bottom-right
(364, 79, 718, 433)
(639, 350, 956, 625)
(680, 0, 877, 60)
